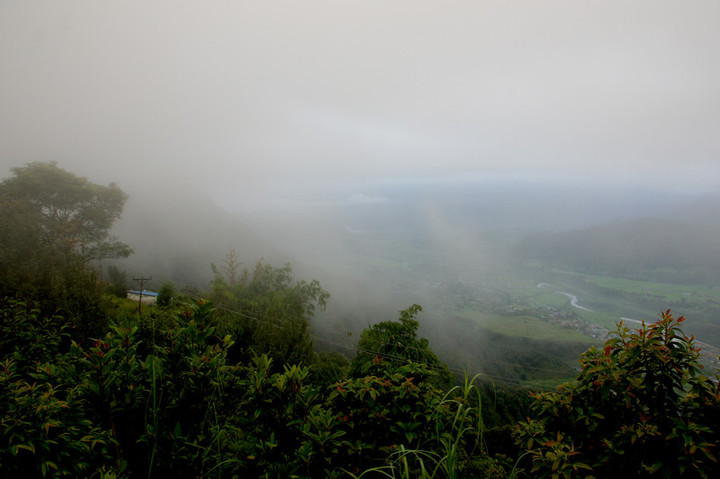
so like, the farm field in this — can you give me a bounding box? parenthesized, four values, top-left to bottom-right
(515, 267, 720, 348)
(455, 309, 596, 343)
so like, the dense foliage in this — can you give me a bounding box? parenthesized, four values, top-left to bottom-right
(0, 298, 506, 478)
(209, 256, 330, 366)
(351, 304, 454, 388)
(12, 284, 719, 477)
(515, 310, 720, 478)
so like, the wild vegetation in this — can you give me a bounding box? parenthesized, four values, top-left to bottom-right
(515, 311, 720, 478)
(2, 163, 720, 477)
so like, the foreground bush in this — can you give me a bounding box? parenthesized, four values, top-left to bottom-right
(515, 310, 720, 478)
(10, 296, 719, 477)
(1, 298, 507, 478)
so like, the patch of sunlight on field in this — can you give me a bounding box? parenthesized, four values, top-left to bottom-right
(526, 292, 569, 308)
(459, 310, 595, 343)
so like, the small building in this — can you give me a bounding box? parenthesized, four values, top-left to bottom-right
(126, 290, 159, 305)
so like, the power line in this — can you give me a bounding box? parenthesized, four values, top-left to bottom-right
(197, 295, 560, 386)
(184, 293, 563, 388)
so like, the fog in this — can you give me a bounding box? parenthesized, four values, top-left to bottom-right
(2, 1, 720, 372)
(2, 1, 720, 201)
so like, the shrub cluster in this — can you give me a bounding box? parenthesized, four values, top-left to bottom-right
(5, 292, 719, 478)
(0, 299, 503, 478)
(515, 310, 720, 478)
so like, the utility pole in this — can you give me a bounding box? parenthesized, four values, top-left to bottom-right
(133, 276, 152, 314)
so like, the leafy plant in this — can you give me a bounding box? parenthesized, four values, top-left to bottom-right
(515, 310, 720, 477)
(351, 304, 453, 388)
(0, 357, 114, 477)
(210, 258, 330, 367)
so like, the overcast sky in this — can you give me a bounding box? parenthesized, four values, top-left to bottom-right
(1, 1, 719, 209)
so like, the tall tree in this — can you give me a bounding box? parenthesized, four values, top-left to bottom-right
(0, 162, 132, 333)
(351, 304, 454, 387)
(0, 162, 131, 261)
(210, 258, 329, 366)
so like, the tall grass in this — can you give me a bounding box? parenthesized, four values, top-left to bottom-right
(347, 373, 526, 479)
(145, 314, 160, 479)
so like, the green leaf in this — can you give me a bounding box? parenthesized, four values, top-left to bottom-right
(16, 443, 36, 454)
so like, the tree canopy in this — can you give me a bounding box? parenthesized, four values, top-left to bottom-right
(351, 304, 454, 387)
(0, 162, 131, 261)
(0, 162, 131, 331)
(210, 257, 330, 366)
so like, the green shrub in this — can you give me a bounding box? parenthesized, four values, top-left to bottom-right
(515, 310, 720, 478)
(0, 299, 72, 375)
(0, 358, 114, 477)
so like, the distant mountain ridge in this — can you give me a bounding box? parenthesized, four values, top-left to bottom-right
(514, 215, 720, 284)
(328, 177, 711, 235)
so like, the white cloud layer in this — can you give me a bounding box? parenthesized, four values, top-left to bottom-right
(1, 1, 719, 208)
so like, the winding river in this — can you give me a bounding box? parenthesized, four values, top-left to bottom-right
(555, 291, 594, 312)
(536, 284, 719, 355)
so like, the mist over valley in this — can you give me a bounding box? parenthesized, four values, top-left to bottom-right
(105, 176, 720, 385)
